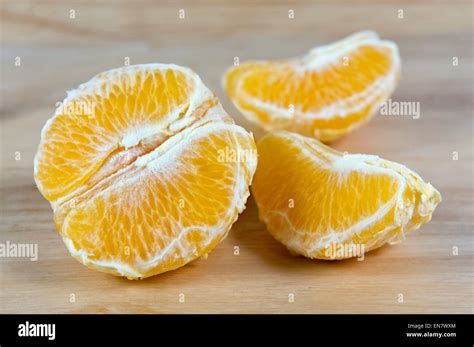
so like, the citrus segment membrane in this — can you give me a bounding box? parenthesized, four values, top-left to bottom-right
(252, 131, 441, 259)
(224, 31, 401, 141)
(34, 64, 257, 279)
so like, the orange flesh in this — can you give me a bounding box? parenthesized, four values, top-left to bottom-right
(34, 65, 257, 278)
(252, 132, 441, 259)
(224, 32, 401, 141)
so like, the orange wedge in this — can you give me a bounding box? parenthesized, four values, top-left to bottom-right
(252, 131, 441, 259)
(34, 64, 257, 279)
(224, 31, 401, 141)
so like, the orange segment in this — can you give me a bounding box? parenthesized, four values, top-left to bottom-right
(35, 64, 215, 201)
(252, 132, 441, 259)
(34, 64, 257, 279)
(224, 31, 401, 141)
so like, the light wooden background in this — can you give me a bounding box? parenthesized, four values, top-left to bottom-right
(1, 0, 472, 313)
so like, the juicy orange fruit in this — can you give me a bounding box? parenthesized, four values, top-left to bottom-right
(252, 131, 441, 259)
(34, 64, 257, 279)
(224, 31, 401, 142)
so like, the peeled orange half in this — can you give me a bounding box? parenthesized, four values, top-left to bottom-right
(252, 132, 441, 260)
(34, 64, 257, 279)
(224, 31, 401, 142)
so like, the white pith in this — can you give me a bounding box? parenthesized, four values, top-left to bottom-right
(35, 64, 257, 278)
(227, 31, 401, 138)
(64, 127, 255, 278)
(258, 132, 439, 258)
(34, 63, 213, 197)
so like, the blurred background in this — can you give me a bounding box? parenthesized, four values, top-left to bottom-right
(1, 0, 472, 313)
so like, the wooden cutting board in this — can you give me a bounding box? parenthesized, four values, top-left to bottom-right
(1, 0, 472, 313)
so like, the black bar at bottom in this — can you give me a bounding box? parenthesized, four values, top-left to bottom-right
(0, 314, 472, 346)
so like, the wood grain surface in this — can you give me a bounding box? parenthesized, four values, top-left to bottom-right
(0, 0, 472, 313)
